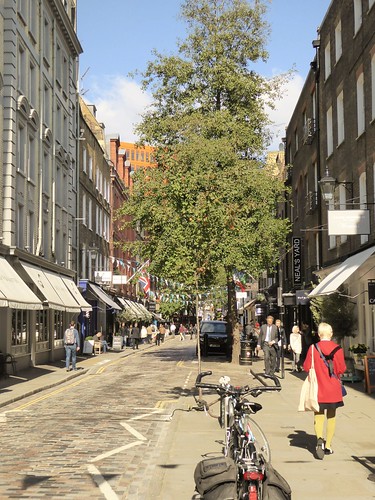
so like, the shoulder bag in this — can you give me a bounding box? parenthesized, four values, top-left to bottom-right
(298, 346, 320, 412)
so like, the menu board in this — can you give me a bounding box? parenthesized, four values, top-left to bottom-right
(364, 356, 375, 394)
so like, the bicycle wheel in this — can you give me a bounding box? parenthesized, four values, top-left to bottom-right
(242, 416, 271, 464)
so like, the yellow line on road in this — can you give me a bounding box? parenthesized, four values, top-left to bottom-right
(177, 360, 185, 367)
(155, 399, 178, 409)
(10, 377, 88, 411)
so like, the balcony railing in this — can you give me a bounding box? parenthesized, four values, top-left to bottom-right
(302, 118, 316, 145)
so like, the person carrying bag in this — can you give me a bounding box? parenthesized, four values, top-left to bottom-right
(301, 323, 346, 460)
(298, 342, 319, 412)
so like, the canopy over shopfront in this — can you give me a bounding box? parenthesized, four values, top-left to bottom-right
(20, 262, 91, 312)
(86, 282, 121, 311)
(0, 256, 42, 310)
(309, 245, 375, 297)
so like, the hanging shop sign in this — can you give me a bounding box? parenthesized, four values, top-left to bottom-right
(292, 237, 302, 287)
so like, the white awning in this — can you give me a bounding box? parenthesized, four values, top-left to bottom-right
(117, 297, 127, 308)
(21, 262, 66, 311)
(0, 257, 43, 310)
(309, 246, 375, 297)
(123, 299, 144, 319)
(60, 276, 92, 312)
(88, 283, 121, 310)
(243, 299, 256, 310)
(43, 269, 81, 312)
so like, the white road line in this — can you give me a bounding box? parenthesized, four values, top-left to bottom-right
(89, 440, 143, 463)
(128, 411, 158, 421)
(120, 422, 147, 441)
(87, 464, 119, 500)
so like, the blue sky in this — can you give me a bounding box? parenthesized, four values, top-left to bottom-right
(77, 0, 330, 149)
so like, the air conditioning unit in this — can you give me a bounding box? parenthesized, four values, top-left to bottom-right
(303, 118, 316, 145)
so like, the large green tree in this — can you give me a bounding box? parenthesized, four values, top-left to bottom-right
(119, 0, 290, 362)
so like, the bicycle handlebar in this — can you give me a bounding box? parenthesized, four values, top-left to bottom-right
(195, 371, 281, 398)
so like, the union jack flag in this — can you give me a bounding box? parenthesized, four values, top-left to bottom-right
(138, 272, 150, 294)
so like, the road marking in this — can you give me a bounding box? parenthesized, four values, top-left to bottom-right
(87, 464, 119, 499)
(177, 360, 185, 367)
(89, 440, 143, 463)
(120, 422, 147, 441)
(155, 400, 177, 409)
(128, 410, 159, 420)
(9, 377, 88, 411)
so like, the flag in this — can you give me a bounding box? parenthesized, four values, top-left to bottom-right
(138, 272, 150, 294)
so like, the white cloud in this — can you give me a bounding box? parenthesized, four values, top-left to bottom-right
(84, 75, 152, 142)
(266, 73, 305, 151)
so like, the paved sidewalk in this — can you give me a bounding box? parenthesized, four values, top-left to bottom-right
(151, 356, 375, 500)
(0, 342, 154, 408)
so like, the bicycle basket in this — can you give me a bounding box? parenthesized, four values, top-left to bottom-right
(194, 456, 237, 500)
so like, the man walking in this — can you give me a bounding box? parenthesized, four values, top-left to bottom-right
(257, 316, 278, 377)
(64, 320, 80, 371)
(275, 319, 287, 372)
(130, 323, 141, 350)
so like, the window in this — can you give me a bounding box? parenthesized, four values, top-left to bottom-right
(325, 42, 331, 80)
(315, 233, 320, 269)
(36, 310, 48, 342)
(326, 106, 333, 156)
(17, 123, 27, 172)
(26, 211, 34, 253)
(131, 150, 135, 161)
(354, 0, 362, 35)
(372, 54, 375, 121)
(43, 151, 50, 193)
(370, 0, 375, 9)
(28, 134, 36, 181)
(43, 16, 51, 65)
(17, 0, 27, 23)
(359, 172, 368, 244)
(54, 311, 64, 341)
(82, 146, 87, 173)
(17, 204, 24, 248)
(356, 72, 365, 136)
(82, 192, 87, 225)
(312, 87, 317, 122)
(43, 83, 51, 126)
(88, 154, 93, 180)
(56, 164, 62, 205)
(294, 128, 298, 153)
(18, 44, 26, 94)
(335, 21, 342, 63)
(56, 43, 62, 85)
(43, 220, 49, 259)
(337, 90, 345, 145)
(12, 310, 28, 346)
(29, 60, 37, 107)
(88, 198, 92, 230)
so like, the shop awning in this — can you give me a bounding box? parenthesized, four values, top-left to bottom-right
(21, 262, 66, 311)
(309, 246, 375, 297)
(0, 257, 43, 310)
(60, 276, 92, 312)
(116, 297, 127, 309)
(88, 283, 121, 310)
(123, 299, 145, 319)
(43, 269, 81, 312)
(243, 299, 256, 310)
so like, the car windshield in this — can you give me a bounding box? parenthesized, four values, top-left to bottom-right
(200, 323, 227, 334)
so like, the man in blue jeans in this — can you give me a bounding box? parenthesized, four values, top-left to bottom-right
(64, 320, 80, 371)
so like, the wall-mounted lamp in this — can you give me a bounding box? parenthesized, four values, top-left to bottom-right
(89, 244, 98, 261)
(319, 168, 353, 204)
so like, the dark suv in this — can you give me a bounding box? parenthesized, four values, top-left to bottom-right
(199, 320, 228, 356)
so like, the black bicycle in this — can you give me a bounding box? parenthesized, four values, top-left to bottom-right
(194, 370, 287, 500)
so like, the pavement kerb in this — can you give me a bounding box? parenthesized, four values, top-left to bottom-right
(0, 339, 159, 409)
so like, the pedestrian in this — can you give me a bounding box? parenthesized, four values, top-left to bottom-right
(170, 322, 176, 338)
(179, 323, 186, 341)
(146, 324, 153, 344)
(64, 320, 80, 371)
(300, 322, 313, 364)
(120, 322, 128, 349)
(303, 322, 346, 459)
(155, 324, 161, 346)
(130, 322, 141, 350)
(244, 320, 254, 340)
(257, 315, 278, 377)
(159, 323, 166, 343)
(275, 319, 287, 372)
(141, 325, 148, 344)
(289, 325, 302, 372)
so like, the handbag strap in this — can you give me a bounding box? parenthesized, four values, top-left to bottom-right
(315, 344, 341, 380)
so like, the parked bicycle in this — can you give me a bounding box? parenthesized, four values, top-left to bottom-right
(193, 370, 291, 500)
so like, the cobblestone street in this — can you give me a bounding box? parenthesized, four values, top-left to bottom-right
(0, 339, 194, 499)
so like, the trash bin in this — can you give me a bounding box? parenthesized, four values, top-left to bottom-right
(239, 340, 253, 365)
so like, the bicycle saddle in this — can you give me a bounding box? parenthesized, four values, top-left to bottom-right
(242, 400, 262, 414)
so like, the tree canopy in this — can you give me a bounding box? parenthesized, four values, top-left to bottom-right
(118, 0, 290, 319)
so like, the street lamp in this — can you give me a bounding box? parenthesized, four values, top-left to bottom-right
(318, 168, 337, 203)
(319, 168, 354, 205)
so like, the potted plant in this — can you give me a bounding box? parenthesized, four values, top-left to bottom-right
(349, 343, 368, 364)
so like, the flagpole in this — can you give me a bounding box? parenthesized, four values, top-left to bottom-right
(127, 259, 150, 284)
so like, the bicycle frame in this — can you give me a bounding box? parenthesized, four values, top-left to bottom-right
(195, 371, 280, 500)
